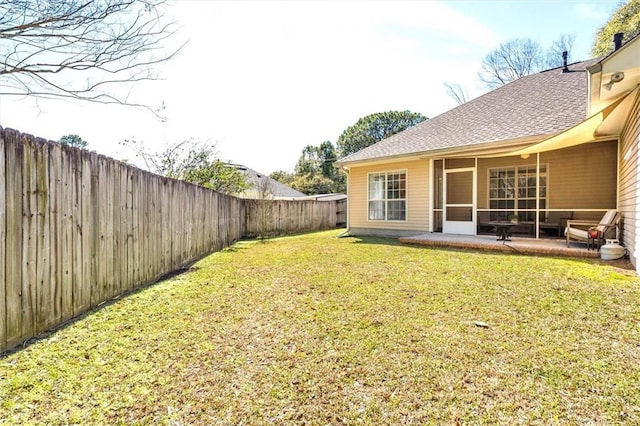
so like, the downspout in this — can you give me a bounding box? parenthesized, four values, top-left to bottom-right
(616, 135, 620, 218)
(339, 166, 351, 237)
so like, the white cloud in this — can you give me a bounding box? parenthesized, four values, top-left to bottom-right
(573, 2, 613, 21)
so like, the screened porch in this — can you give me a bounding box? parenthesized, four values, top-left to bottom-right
(431, 140, 619, 239)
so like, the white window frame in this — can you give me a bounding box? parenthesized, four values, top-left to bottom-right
(367, 170, 407, 221)
(487, 164, 547, 221)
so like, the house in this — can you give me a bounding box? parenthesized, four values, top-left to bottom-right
(231, 164, 347, 202)
(335, 34, 640, 272)
(230, 164, 306, 199)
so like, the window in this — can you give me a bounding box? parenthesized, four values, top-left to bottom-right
(368, 171, 406, 221)
(488, 165, 546, 221)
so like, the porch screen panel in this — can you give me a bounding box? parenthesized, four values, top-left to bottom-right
(446, 170, 473, 222)
(446, 171, 472, 204)
(447, 206, 472, 221)
(433, 160, 443, 232)
(489, 165, 546, 221)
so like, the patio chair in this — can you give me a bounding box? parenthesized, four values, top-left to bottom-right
(565, 210, 618, 247)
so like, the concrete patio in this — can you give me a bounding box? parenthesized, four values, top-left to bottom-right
(399, 233, 604, 259)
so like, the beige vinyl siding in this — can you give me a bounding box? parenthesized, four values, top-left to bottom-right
(618, 93, 640, 271)
(477, 141, 618, 219)
(445, 158, 475, 169)
(348, 159, 429, 233)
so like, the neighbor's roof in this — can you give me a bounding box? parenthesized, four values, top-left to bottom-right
(232, 164, 306, 199)
(337, 58, 601, 165)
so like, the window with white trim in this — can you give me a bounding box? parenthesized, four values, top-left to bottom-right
(368, 171, 407, 221)
(488, 165, 546, 221)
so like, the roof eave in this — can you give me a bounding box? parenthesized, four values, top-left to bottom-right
(335, 135, 552, 169)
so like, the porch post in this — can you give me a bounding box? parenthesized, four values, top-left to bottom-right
(536, 152, 540, 239)
(428, 158, 433, 233)
(474, 157, 478, 235)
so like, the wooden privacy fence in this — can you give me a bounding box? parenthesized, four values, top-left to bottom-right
(244, 199, 338, 238)
(0, 127, 339, 353)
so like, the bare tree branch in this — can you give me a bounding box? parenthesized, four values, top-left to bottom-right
(443, 81, 468, 105)
(0, 0, 185, 117)
(546, 34, 575, 68)
(478, 38, 544, 89)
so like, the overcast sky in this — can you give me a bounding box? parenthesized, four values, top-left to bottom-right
(0, 0, 621, 174)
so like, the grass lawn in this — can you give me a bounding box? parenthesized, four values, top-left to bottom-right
(1, 230, 639, 424)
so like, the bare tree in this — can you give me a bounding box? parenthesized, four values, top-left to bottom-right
(0, 0, 184, 115)
(546, 34, 575, 68)
(255, 175, 275, 201)
(254, 176, 274, 238)
(478, 36, 577, 89)
(443, 81, 468, 105)
(478, 38, 544, 89)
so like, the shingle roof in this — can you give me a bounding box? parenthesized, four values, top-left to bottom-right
(337, 58, 601, 165)
(232, 165, 306, 198)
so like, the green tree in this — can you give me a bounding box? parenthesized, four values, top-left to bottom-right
(295, 145, 321, 176)
(317, 141, 346, 193)
(318, 141, 338, 179)
(289, 141, 346, 195)
(280, 112, 426, 195)
(122, 138, 249, 195)
(182, 158, 249, 195)
(336, 110, 427, 158)
(290, 174, 335, 195)
(269, 170, 295, 186)
(294, 141, 339, 178)
(58, 134, 88, 149)
(591, 0, 640, 57)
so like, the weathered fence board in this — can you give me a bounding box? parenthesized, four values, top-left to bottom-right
(160, 179, 169, 273)
(60, 147, 74, 323)
(0, 128, 6, 352)
(106, 160, 116, 301)
(112, 162, 122, 297)
(21, 135, 36, 341)
(71, 151, 85, 317)
(50, 142, 63, 328)
(82, 152, 95, 310)
(97, 156, 108, 305)
(35, 141, 50, 333)
(125, 168, 134, 293)
(1, 126, 341, 354)
(6, 131, 24, 348)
